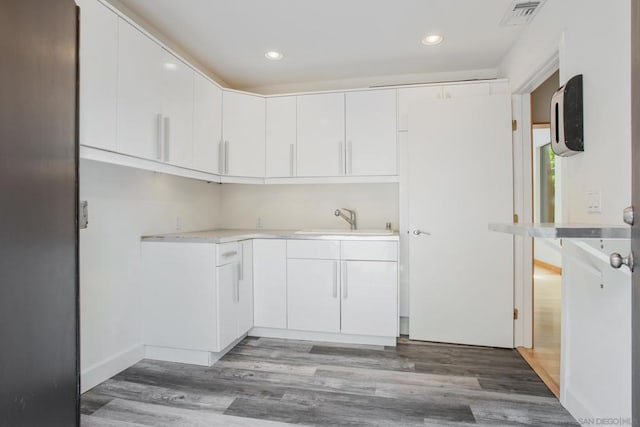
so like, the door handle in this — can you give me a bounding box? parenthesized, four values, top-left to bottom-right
(412, 229, 431, 236)
(610, 251, 634, 272)
(623, 206, 635, 226)
(338, 141, 344, 175)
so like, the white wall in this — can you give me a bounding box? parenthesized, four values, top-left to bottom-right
(220, 183, 399, 230)
(500, 0, 632, 423)
(79, 160, 221, 392)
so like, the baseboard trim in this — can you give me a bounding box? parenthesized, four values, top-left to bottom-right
(81, 343, 144, 393)
(144, 335, 247, 367)
(249, 327, 397, 347)
(534, 259, 562, 274)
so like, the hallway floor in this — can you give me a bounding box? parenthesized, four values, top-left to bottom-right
(519, 265, 562, 397)
(81, 337, 577, 426)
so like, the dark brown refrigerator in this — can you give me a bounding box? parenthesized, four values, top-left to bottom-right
(0, 0, 80, 425)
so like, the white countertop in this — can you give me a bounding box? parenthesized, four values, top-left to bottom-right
(489, 223, 630, 239)
(141, 228, 400, 244)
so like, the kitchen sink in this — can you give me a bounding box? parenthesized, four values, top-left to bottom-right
(294, 229, 393, 235)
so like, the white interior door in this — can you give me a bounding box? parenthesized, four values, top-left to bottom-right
(408, 94, 514, 348)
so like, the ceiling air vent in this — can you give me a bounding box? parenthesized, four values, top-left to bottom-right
(500, 0, 546, 26)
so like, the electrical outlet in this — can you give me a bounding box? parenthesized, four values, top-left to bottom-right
(587, 190, 602, 213)
(175, 216, 182, 231)
(256, 217, 262, 229)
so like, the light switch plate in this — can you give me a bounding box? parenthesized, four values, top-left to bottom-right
(587, 190, 601, 213)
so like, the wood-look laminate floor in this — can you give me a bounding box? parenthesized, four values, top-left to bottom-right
(81, 337, 578, 426)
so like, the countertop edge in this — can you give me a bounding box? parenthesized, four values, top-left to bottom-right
(141, 230, 400, 244)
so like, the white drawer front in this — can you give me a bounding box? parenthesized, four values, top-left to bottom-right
(287, 240, 340, 260)
(216, 242, 240, 266)
(341, 241, 398, 261)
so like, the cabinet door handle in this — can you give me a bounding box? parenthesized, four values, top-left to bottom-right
(224, 140, 229, 175)
(289, 144, 295, 177)
(239, 244, 244, 281)
(155, 113, 163, 160)
(333, 261, 338, 298)
(163, 117, 170, 162)
(338, 141, 344, 175)
(237, 263, 241, 302)
(218, 140, 224, 174)
(342, 262, 348, 299)
(347, 140, 353, 175)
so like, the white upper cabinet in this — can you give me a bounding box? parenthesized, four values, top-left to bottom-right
(266, 97, 297, 177)
(297, 93, 345, 177)
(222, 91, 265, 177)
(78, 0, 118, 151)
(193, 74, 222, 174)
(116, 19, 163, 160)
(398, 86, 442, 131)
(160, 49, 194, 169)
(345, 90, 397, 176)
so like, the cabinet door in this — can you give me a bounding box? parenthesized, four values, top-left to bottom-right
(78, 0, 118, 151)
(341, 261, 397, 337)
(237, 241, 254, 335)
(222, 91, 265, 177)
(253, 240, 287, 328)
(193, 74, 222, 174)
(266, 96, 297, 177)
(287, 259, 340, 333)
(297, 93, 345, 177)
(116, 19, 163, 160)
(397, 86, 443, 131)
(142, 242, 217, 352)
(217, 262, 238, 351)
(346, 90, 397, 176)
(161, 49, 194, 168)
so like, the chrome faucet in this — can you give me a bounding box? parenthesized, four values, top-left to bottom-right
(334, 208, 357, 230)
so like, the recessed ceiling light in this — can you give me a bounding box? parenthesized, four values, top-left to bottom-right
(163, 62, 178, 70)
(421, 34, 444, 46)
(265, 51, 284, 61)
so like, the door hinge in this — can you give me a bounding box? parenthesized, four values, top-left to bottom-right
(513, 308, 519, 320)
(79, 200, 88, 230)
(512, 120, 518, 131)
(513, 214, 519, 224)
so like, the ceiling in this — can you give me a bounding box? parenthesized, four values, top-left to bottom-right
(115, 0, 528, 91)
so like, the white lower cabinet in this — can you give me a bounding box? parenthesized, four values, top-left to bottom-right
(142, 240, 253, 365)
(287, 259, 340, 333)
(238, 241, 254, 335)
(216, 261, 239, 351)
(252, 240, 287, 328)
(341, 261, 398, 337)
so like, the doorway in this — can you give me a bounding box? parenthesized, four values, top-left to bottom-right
(518, 71, 563, 397)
